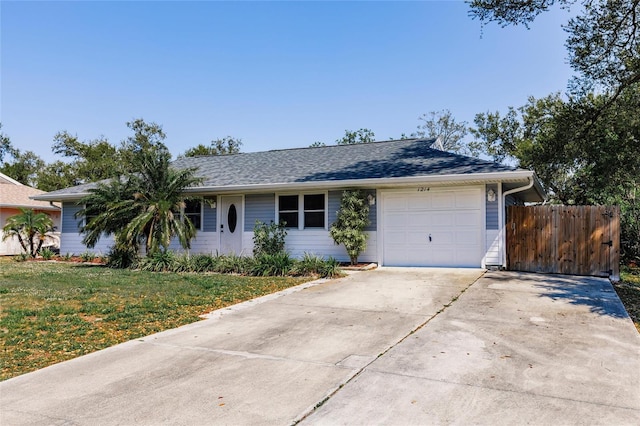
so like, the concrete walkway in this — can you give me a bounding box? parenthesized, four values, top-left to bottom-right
(303, 271, 640, 425)
(1, 269, 639, 425)
(0, 268, 481, 425)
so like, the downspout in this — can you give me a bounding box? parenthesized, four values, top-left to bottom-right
(501, 176, 534, 268)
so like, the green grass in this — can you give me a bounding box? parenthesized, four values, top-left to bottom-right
(0, 260, 311, 381)
(615, 266, 640, 333)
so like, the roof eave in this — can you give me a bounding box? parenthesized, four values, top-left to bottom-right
(30, 171, 545, 202)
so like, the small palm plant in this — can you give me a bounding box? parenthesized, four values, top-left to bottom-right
(329, 190, 370, 265)
(2, 208, 55, 258)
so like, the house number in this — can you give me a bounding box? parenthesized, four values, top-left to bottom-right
(417, 187, 429, 192)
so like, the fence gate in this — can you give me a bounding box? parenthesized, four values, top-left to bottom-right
(506, 205, 620, 280)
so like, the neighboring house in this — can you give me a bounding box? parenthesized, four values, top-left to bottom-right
(0, 172, 61, 255)
(32, 139, 545, 268)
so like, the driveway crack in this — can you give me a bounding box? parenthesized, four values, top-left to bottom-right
(291, 271, 484, 425)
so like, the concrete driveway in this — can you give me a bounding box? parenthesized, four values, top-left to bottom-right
(0, 268, 480, 425)
(1, 269, 639, 425)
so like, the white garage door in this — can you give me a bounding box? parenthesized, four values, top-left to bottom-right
(382, 187, 483, 267)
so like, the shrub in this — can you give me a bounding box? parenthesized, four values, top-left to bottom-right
(190, 254, 217, 272)
(214, 254, 254, 275)
(14, 253, 29, 262)
(329, 190, 370, 265)
(62, 253, 73, 261)
(252, 252, 293, 276)
(137, 251, 177, 272)
(80, 251, 96, 262)
(106, 245, 139, 269)
(40, 248, 55, 260)
(253, 221, 287, 257)
(291, 253, 342, 278)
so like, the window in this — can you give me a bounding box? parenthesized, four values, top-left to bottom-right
(304, 194, 325, 228)
(84, 204, 98, 227)
(278, 195, 299, 228)
(184, 200, 202, 230)
(278, 193, 325, 229)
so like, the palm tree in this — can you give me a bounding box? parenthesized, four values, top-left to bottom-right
(78, 149, 202, 256)
(2, 208, 55, 257)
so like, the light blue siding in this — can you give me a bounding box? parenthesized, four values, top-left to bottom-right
(328, 189, 376, 232)
(485, 184, 499, 230)
(62, 202, 82, 233)
(203, 203, 217, 232)
(244, 194, 276, 231)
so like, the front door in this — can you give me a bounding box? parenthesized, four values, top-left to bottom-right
(219, 196, 243, 255)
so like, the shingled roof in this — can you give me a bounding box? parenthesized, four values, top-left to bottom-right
(0, 182, 60, 210)
(33, 138, 544, 200)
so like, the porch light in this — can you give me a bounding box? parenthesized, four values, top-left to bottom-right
(487, 188, 497, 202)
(367, 194, 376, 205)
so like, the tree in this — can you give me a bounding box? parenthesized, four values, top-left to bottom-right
(469, 86, 640, 261)
(412, 110, 469, 153)
(329, 190, 371, 265)
(336, 129, 376, 145)
(0, 123, 14, 163)
(309, 141, 326, 147)
(2, 208, 55, 257)
(468, 0, 640, 101)
(181, 136, 242, 157)
(78, 149, 203, 256)
(35, 161, 77, 192)
(52, 131, 120, 184)
(0, 149, 45, 187)
(119, 118, 170, 170)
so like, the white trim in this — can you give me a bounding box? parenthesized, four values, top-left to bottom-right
(275, 191, 328, 231)
(0, 172, 24, 186)
(31, 171, 544, 201)
(377, 185, 484, 267)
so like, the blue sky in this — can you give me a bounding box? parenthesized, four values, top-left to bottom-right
(1, 1, 573, 160)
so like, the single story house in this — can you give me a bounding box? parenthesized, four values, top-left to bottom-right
(32, 138, 545, 268)
(0, 172, 61, 255)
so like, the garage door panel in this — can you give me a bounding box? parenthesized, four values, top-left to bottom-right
(408, 196, 432, 210)
(455, 190, 482, 208)
(429, 212, 455, 226)
(383, 212, 407, 226)
(384, 194, 409, 210)
(455, 210, 481, 226)
(382, 188, 482, 267)
(431, 192, 455, 209)
(406, 233, 429, 245)
(430, 230, 454, 244)
(456, 230, 481, 245)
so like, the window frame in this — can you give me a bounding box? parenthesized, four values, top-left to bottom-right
(182, 199, 204, 232)
(276, 192, 327, 230)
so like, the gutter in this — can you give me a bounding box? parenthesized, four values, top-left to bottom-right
(501, 176, 535, 268)
(31, 170, 538, 202)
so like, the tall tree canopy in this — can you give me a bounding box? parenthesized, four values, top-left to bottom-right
(336, 129, 376, 145)
(470, 86, 640, 260)
(469, 0, 640, 100)
(412, 109, 469, 153)
(180, 136, 242, 157)
(0, 124, 13, 163)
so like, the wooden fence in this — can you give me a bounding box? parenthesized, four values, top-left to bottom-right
(506, 205, 620, 280)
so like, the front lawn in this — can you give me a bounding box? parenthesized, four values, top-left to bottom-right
(0, 260, 311, 381)
(615, 267, 640, 333)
